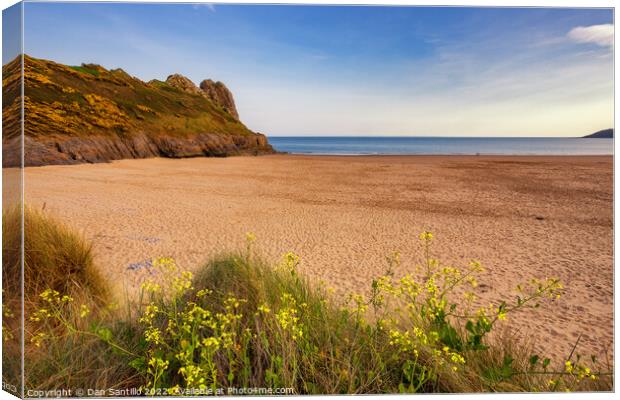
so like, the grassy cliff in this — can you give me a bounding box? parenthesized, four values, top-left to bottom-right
(2, 55, 273, 167)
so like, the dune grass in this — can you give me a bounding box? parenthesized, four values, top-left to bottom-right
(3, 209, 613, 394)
(2, 206, 23, 391)
(3, 207, 140, 391)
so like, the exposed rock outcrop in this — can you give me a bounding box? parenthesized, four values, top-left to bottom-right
(165, 73, 203, 97)
(165, 73, 240, 120)
(199, 79, 239, 120)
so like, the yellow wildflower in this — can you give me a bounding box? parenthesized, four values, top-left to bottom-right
(196, 288, 212, 298)
(202, 337, 220, 350)
(141, 281, 161, 293)
(30, 332, 48, 347)
(257, 304, 271, 314)
(79, 305, 90, 318)
(145, 327, 162, 344)
(419, 231, 433, 241)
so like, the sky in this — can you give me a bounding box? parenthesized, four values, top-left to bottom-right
(11, 3, 615, 137)
(2, 3, 21, 65)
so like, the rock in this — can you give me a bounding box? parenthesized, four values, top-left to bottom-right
(165, 74, 203, 96)
(14, 132, 273, 167)
(199, 79, 239, 120)
(165, 75, 240, 120)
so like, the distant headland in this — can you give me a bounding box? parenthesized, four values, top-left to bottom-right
(583, 129, 613, 138)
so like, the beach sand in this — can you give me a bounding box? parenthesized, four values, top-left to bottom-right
(22, 154, 613, 360)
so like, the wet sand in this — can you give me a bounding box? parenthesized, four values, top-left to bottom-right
(22, 154, 613, 360)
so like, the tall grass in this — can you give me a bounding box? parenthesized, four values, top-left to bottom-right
(2, 206, 23, 391)
(3, 207, 140, 391)
(3, 210, 613, 394)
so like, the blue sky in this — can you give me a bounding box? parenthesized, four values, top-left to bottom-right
(2, 3, 21, 66)
(16, 3, 615, 137)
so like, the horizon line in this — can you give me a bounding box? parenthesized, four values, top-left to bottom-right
(266, 133, 613, 138)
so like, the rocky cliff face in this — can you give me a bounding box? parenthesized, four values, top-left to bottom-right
(2, 55, 273, 167)
(3, 131, 271, 167)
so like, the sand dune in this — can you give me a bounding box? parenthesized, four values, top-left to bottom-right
(22, 154, 613, 361)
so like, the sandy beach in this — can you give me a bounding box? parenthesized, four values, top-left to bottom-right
(22, 154, 613, 360)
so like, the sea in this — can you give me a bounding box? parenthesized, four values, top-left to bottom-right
(267, 136, 614, 156)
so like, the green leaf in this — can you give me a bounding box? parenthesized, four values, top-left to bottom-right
(97, 327, 113, 342)
(88, 321, 100, 333)
(529, 355, 539, 366)
(499, 355, 515, 378)
(439, 324, 463, 351)
(128, 357, 146, 372)
(402, 359, 414, 376)
(542, 358, 551, 368)
(500, 365, 514, 379)
(465, 320, 474, 334)
(467, 333, 483, 350)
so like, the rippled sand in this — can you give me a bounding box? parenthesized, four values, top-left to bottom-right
(22, 154, 613, 360)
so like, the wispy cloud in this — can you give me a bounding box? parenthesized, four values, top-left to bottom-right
(568, 24, 613, 47)
(238, 16, 614, 137)
(193, 3, 216, 12)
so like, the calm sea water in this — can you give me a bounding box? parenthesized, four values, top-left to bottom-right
(268, 137, 613, 156)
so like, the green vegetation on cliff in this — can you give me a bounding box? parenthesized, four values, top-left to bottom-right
(2, 55, 273, 166)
